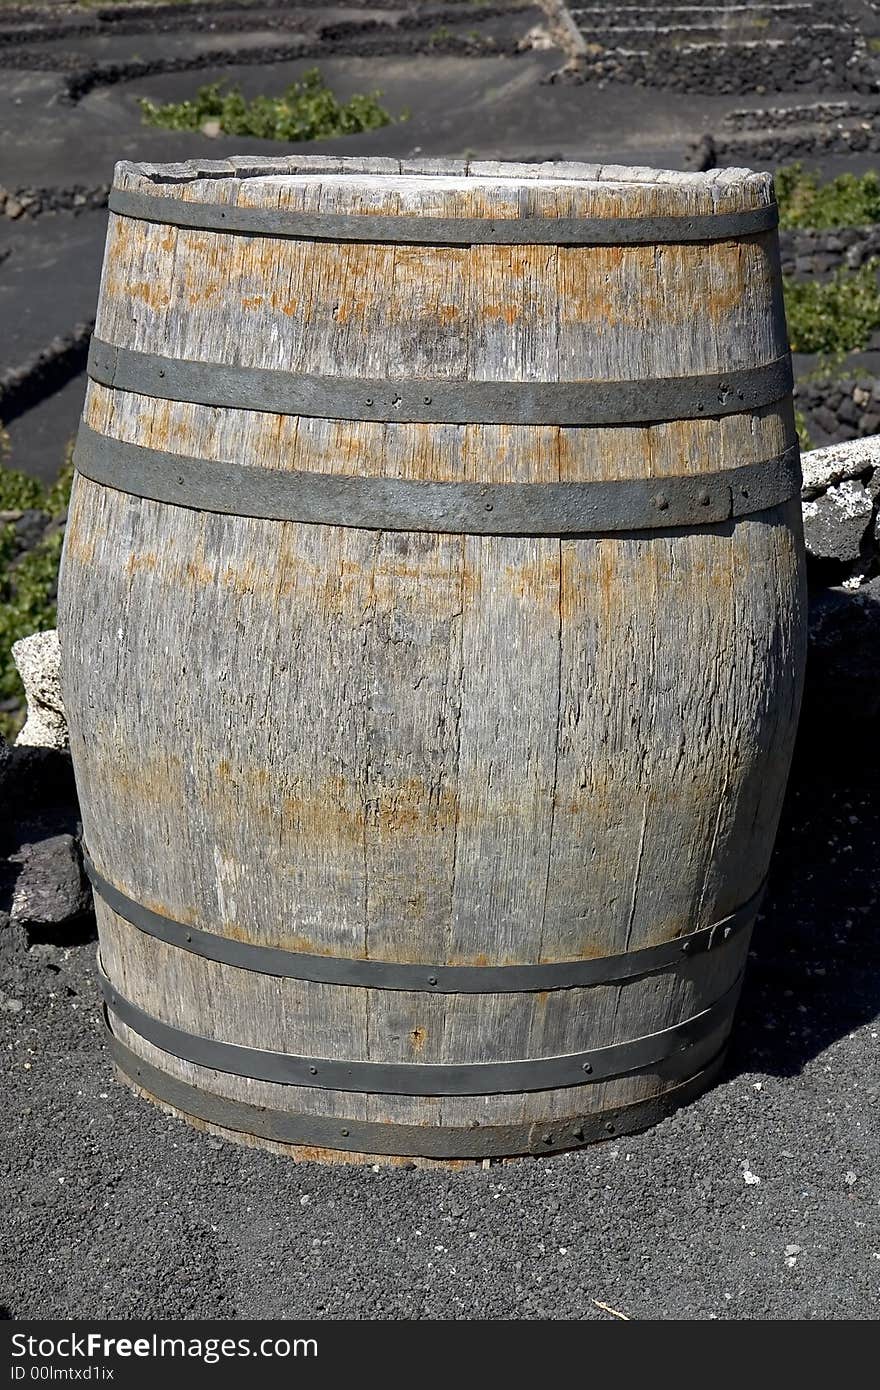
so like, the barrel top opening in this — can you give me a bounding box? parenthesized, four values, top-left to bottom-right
(112, 157, 775, 216)
(237, 172, 765, 195)
(115, 156, 770, 188)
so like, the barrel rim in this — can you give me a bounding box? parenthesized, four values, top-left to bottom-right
(113, 155, 774, 200)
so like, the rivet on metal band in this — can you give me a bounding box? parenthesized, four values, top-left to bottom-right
(108, 187, 780, 247)
(84, 850, 763, 992)
(87, 338, 794, 427)
(73, 424, 800, 537)
(107, 1028, 730, 1158)
(98, 963, 743, 1095)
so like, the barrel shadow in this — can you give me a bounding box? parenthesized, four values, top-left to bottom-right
(726, 730, 880, 1079)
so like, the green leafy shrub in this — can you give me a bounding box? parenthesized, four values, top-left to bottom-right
(0, 450, 74, 740)
(1, 428, 47, 512)
(784, 259, 880, 355)
(794, 406, 813, 453)
(139, 68, 395, 142)
(0, 465, 45, 512)
(776, 164, 880, 230)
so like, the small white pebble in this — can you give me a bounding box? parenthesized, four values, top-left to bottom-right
(300, 1194, 311, 1206)
(785, 1257, 797, 1268)
(845, 1171, 858, 1186)
(743, 1169, 761, 1186)
(785, 1245, 802, 1256)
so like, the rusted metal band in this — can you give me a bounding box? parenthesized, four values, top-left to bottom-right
(98, 961, 742, 1095)
(73, 423, 800, 536)
(108, 1027, 729, 1158)
(85, 851, 762, 991)
(87, 338, 794, 426)
(108, 187, 780, 246)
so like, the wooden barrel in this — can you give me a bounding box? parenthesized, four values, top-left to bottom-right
(59, 156, 807, 1162)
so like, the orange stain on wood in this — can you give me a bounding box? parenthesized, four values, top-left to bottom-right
(269, 291, 300, 317)
(187, 283, 220, 307)
(184, 557, 215, 586)
(481, 302, 520, 325)
(504, 554, 560, 603)
(124, 551, 159, 576)
(101, 750, 185, 812)
(124, 280, 171, 311)
(62, 502, 97, 568)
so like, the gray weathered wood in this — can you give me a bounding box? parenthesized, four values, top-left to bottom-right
(58, 158, 807, 1156)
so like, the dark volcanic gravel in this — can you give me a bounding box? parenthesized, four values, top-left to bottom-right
(1, 744, 878, 1321)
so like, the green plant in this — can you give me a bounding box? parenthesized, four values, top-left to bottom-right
(0, 450, 74, 740)
(139, 69, 395, 142)
(0, 463, 46, 513)
(429, 26, 452, 44)
(794, 406, 813, 453)
(776, 164, 880, 230)
(784, 259, 880, 355)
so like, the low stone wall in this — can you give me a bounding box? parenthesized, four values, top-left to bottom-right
(570, 2, 832, 26)
(780, 226, 880, 275)
(0, 323, 94, 424)
(723, 100, 866, 132)
(552, 32, 875, 94)
(796, 374, 880, 449)
(687, 96, 880, 163)
(0, 184, 109, 221)
(713, 121, 880, 161)
(0, 6, 522, 101)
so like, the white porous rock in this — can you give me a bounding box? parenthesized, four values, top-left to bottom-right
(517, 24, 556, 52)
(11, 628, 68, 749)
(800, 435, 880, 499)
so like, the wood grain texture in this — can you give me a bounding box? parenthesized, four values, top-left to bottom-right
(58, 158, 807, 1154)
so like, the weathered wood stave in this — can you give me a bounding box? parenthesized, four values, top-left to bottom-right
(57, 156, 807, 1159)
